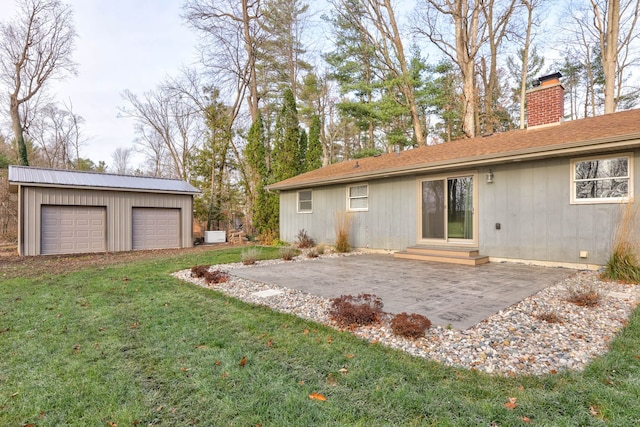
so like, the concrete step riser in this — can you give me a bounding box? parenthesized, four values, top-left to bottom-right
(394, 252, 490, 266)
(406, 248, 479, 257)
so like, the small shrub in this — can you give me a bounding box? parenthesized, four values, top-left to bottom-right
(271, 238, 289, 247)
(536, 311, 563, 323)
(258, 230, 278, 246)
(204, 270, 229, 285)
(390, 312, 432, 338)
(334, 211, 352, 253)
(328, 294, 384, 327)
(604, 242, 640, 283)
(316, 244, 326, 255)
(190, 265, 210, 279)
(241, 247, 261, 265)
(566, 282, 601, 307)
(280, 246, 298, 261)
(306, 248, 319, 258)
(295, 229, 316, 248)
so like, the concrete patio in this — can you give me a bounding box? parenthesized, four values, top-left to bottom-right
(231, 254, 576, 329)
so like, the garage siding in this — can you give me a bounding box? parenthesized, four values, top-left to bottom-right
(20, 187, 193, 255)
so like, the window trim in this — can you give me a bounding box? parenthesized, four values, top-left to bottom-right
(297, 189, 313, 213)
(347, 183, 369, 212)
(570, 153, 633, 204)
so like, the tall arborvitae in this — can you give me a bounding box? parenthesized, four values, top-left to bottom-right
(305, 115, 322, 171)
(244, 114, 278, 235)
(297, 128, 307, 173)
(271, 87, 302, 181)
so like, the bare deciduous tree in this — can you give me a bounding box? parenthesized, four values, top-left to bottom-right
(111, 146, 134, 175)
(119, 86, 203, 180)
(414, 0, 486, 138)
(28, 101, 84, 169)
(183, 0, 263, 121)
(0, 0, 77, 166)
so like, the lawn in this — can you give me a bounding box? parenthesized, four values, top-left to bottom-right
(1, 246, 639, 426)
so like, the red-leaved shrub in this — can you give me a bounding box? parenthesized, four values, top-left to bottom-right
(390, 312, 432, 338)
(328, 294, 384, 327)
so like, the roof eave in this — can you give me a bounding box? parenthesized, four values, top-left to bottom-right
(268, 134, 640, 191)
(8, 181, 201, 195)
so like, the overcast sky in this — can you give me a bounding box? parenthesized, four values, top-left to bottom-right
(1, 0, 200, 169)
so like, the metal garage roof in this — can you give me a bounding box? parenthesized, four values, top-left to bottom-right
(8, 166, 201, 194)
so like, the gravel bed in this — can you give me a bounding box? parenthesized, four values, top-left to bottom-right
(173, 252, 640, 376)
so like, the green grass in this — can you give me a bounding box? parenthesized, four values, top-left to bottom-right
(1, 247, 640, 425)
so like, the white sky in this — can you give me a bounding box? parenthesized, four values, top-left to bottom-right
(1, 0, 200, 169)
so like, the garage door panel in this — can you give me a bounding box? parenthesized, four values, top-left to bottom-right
(41, 206, 106, 255)
(132, 208, 180, 250)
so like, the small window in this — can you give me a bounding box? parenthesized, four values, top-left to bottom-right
(297, 190, 312, 213)
(571, 154, 632, 204)
(347, 184, 368, 211)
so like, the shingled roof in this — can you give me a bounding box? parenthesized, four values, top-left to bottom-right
(269, 108, 640, 191)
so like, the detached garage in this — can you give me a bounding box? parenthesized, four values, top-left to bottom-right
(8, 166, 200, 256)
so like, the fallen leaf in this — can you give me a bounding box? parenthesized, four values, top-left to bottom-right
(267, 339, 273, 347)
(11, 392, 19, 398)
(130, 322, 139, 329)
(72, 344, 81, 354)
(303, 329, 309, 335)
(215, 360, 221, 366)
(345, 353, 356, 359)
(309, 392, 327, 401)
(327, 373, 337, 386)
(550, 369, 558, 375)
(298, 380, 305, 385)
(0, 328, 10, 334)
(239, 356, 247, 367)
(327, 336, 333, 343)
(339, 368, 348, 374)
(180, 367, 190, 372)
(221, 372, 229, 379)
(22, 424, 35, 427)
(521, 416, 531, 423)
(504, 397, 518, 410)
(518, 385, 525, 391)
(590, 405, 600, 417)
(108, 422, 117, 427)
(156, 405, 163, 411)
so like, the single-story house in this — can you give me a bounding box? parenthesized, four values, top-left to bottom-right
(270, 74, 640, 268)
(8, 166, 200, 256)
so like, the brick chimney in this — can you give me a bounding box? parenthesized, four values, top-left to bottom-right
(526, 72, 564, 128)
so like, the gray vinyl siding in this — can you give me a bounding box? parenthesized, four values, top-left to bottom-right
(279, 150, 639, 266)
(279, 176, 417, 250)
(479, 151, 639, 265)
(19, 186, 193, 256)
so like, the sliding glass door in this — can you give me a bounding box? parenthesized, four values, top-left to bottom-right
(420, 174, 476, 244)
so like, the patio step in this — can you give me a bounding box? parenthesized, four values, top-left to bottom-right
(394, 245, 489, 266)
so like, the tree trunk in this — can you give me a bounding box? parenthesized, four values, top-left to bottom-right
(10, 95, 29, 166)
(243, 0, 260, 121)
(601, 0, 620, 113)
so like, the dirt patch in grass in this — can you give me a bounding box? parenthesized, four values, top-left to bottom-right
(0, 243, 241, 280)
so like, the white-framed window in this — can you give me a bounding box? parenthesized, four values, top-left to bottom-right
(347, 183, 369, 211)
(297, 189, 313, 213)
(571, 153, 632, 204)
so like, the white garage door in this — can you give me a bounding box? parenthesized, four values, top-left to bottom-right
(41, 206, 106, 255)
(132, 208, 180, 250)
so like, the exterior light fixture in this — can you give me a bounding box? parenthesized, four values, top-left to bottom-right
(486, 169, 494, 183)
